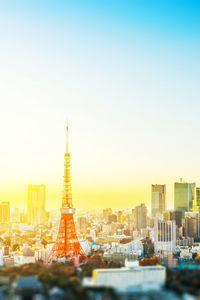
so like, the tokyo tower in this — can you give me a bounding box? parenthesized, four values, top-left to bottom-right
(45, 125, 88, 265)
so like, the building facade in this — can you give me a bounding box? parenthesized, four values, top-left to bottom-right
(27, 184, 46, 225)
(90, 264, 166, 292)
(174, 180, 195, 214)
(134, 203, 147, 230)
(151, 185, 166, 217)
(77, 217, 87, 233)
(0, 202, 10, 224)
(191, 186, 200, 235)
(163, 210, 182, 228)
(196, 187, 200, 206)
(103, 208, 112, 222)
(154, 219, 176, 253)
(183, 212, 199, 239)
(108, 214, 117, 224)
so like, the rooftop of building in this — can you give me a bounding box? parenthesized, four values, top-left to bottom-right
(93, 265, 165, 273)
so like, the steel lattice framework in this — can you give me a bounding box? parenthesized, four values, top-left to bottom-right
(45, 125, 88, 266)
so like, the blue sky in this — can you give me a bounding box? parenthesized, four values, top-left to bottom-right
(0, 0, 199, 209)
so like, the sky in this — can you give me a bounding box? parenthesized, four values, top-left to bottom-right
(0, 0, 200, 211)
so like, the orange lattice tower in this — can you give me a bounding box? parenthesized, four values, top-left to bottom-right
(45, 124, 88, 266)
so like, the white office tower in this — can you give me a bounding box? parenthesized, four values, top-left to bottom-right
(154, 219, 176, 253)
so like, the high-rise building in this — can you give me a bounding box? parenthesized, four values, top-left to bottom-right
(27, 184, 46, 225)
(191, 186, 200, 235)
(174, 179, 195, 214)
(183, 212, 199, 239)
(131, 208, 135, 223)
(12, 208, 20, 222)
(20, 212, 27, 223)
(151, 185, 166, 217)
(163, 211, 171, 222)
(196, 187, 200, 206)
(77, 217, 87, 233)
(0, 202, 10, 224)
(118, 211, 123, 223)
(108, 214, 117, 224)
(103, 208, 112, 221)
(163, 210, 182, 228)
(134, 203, 147, 230)
(154, 219, 176, 253)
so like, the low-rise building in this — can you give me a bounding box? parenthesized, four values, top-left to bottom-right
(176, 237, 194, 246)
(14, 254, 35, 266)
(84, 260, 166, 292)
(112, 240, 143, 256)
(103, 251, 138, 265)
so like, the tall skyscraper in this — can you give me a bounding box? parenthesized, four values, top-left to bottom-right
(174, 179, 195, 214)
(154, 219, 176, 253)
(183, 212, 199, 239)
(77, 217, 87, 233)
(134, 203, 147, 230)
(103, 208, 112, 221)
(0, 202, 10, 224)
(151, 185, 166, 217)
(27, 184, 46, 225)
(118, 211, 123, 223)
(163, 210, 182, 228)
(196, 187, 200, 206)
(191, 186, 200, 235)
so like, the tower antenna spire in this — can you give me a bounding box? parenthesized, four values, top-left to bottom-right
(44, 124, 88, 266)
(66, 121, 69, 153)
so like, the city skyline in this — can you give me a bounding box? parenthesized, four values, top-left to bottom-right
(2, 119, 200, 210)
(1, 2, 200, 298)
(0, 1, 200, 210)
(3, 145, 200, 212)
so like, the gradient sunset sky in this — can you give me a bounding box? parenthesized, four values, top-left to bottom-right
(0, 1, 200, 210)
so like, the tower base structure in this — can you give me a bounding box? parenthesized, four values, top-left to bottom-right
(45, 207, 88, 266)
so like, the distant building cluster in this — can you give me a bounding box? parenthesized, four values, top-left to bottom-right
(0, 178, 200, 267)
(1, 177, 200, 298)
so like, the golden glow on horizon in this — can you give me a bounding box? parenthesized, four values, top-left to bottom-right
(1, 177, 176, 211)
(0, 0, 199, 215)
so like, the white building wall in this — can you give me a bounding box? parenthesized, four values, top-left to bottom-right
(154, 220, 176, 253)
(112, 240, 143, 255)
(80, 240, 91, 256)
(14, 255, 35, 266)
(93, 266, 166, 292)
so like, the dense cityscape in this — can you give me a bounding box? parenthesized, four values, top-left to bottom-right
(0, 127, 200, 299)
(1, 1, 199, 299)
